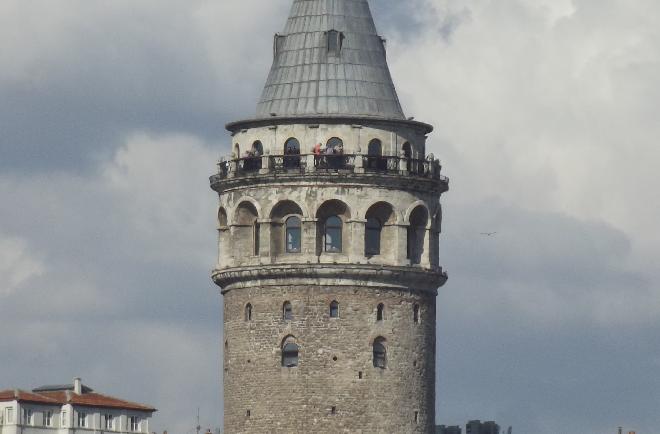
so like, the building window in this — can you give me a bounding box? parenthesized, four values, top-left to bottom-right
(413, 304, 420, 323)
(415, 411, 419, 424)
(60, 410, 67, 427)
(130, 416, 141, 432)
(254, 222, 260, 255)
(77, 412, 87, 428)
(330, 300, 339, 318)
(407, 206, 429, 265)
(283, 301, 293, 321)
(282, 336, 299, 367)
(373, 337, 387, 369)
(365, 217, 382, 256)
(44, 411, 53, 427)
(6, 408, 14, 424)
(377, 303, 384, 321)
(367, 139, 386, 170)
(22, 409, 33, 426)
(286, 216, 302, 253)
(324, 216, 343, 252)
(327, 30, 343, 54)
(104, 414, 114, 430)
(245, 303, 253, 321)
(284, 137, 301, 168)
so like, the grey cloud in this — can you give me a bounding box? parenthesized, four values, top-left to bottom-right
(1, 0, 659, 433)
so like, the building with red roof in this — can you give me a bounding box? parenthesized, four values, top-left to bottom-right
(0, 378, 155, 434)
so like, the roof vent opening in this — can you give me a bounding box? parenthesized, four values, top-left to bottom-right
(327, 30, 344, 55)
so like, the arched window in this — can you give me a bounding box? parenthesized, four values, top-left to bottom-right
(283, 301, 293, 321)
(365, 217, 382, 256)
(402, 142, 412, 172)
(245, 141, 263, 171)
(234, 201, 259, 257)
(233, 143, 241, 159)
(413, 304, 419, 324)
(367, 139, 385, 170)
(316, 200, 350, 256)
(407, 206, 429, 265)
(377, 303, 384, 321)
(326, 137, 343, 151)
(373, 337, 387, 369)
(245, 303, 253, 321)
(402, 142, 412, 158)
(330, 300, 339, 318)
(284, 138, 301, 168)
(286, 216, 302, 253)
(282, 337, 299, 368)
(218, 208, 228, 228)
(324, 216, 343, 252)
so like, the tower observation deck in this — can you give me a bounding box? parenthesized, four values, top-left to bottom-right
(210, 1, 449, 433)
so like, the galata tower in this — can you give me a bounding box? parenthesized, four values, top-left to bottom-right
(210, 0, 449, 432)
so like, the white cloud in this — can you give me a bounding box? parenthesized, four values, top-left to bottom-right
(0, 235, 44, 297)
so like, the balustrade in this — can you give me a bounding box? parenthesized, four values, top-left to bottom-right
(215, 153, 447, 183)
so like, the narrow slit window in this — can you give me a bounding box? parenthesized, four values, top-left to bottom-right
(245, 303, 253, 321)
(413, 304, 420, 324)
(373, 337, 387, 369)
(282, 340, 299, 367)
(377, 303, 384, 321)
(330, 300, 339, 318)
(283, 301, 293, 321)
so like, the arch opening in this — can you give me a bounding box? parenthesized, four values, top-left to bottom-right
(407, 205, 429, 265)
(373, 337, 387, 369)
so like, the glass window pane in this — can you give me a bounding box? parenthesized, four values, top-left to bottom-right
(286, 217, 302, 253)
(325, 216, 343, 252)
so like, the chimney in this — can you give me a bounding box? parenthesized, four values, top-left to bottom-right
(73, 378, 82, 395)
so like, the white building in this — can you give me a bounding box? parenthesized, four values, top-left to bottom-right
(0, 378, 155, 434)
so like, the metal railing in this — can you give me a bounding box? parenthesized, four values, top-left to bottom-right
(214, 153, 447, 183)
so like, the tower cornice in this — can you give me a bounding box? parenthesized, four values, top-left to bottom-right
(212, 263, 448, 295)
(226, 116, 434, 135)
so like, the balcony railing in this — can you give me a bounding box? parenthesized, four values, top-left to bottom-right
(214, 154, 448, 183)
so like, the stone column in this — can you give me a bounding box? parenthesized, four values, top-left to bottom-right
(421, 227, 431, 267)
(260, 152, 271, 175)
(302, 218, 318, 257)
(349, 219, 366, 261)
(258, 219, 272, 260)
(394, 223, 410, 266)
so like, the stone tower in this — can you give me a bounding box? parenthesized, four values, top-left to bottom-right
(210, 1, 449, 433)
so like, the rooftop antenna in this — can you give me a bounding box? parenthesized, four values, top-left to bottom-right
(196, 408, 201, 434)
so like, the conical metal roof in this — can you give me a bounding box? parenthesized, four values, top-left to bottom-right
(256, 0, 405, 120)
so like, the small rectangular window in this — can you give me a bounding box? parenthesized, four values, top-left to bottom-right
(6, 408, 13, 424)
(130, 416, 141, 432)
(22, 408, 33, 426)
(44, 411, 53, 427)
(327, 30, 343, 54)
(105, 414, 114, 430)
(77, 412, 87, 428)
(61, 410, 67, 427)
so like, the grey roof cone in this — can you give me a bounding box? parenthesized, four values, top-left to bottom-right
(256, 0, 406, 120)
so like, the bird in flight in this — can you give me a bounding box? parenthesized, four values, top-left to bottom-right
(480, 232, 497, 236)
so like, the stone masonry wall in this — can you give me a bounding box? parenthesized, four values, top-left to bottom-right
(223, 285, 436, 434)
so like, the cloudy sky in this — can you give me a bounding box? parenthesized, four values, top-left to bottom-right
(1, 0, 658, 433)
